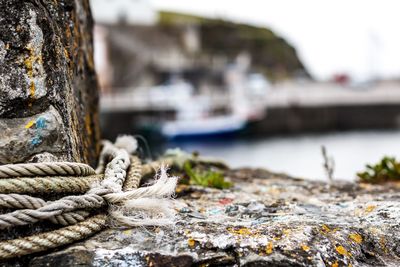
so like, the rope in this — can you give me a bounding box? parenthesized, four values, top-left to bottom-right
(0, 175, 103, 195)
(0, 162, 95, 178)
(0, 194, 90, 225)
(0, 194, 105, 229)
(123, 156, 142, 191)
(141, 158, 175, 177)
(0, 214, 107, 259)
(0, 136, 178, 259)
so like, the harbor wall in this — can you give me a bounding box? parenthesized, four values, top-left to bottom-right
(100, 103, 400, 140)
(247, 103, 400, 136)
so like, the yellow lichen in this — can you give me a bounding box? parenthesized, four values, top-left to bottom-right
(301, 244, 310, 251)
(379, 237, 388, 254)
(24, 42, 43, 105)
(365, 205, 376, 213)
(227, 227, 257, 237)
(85, 113, 92, 136)
(63, 47, 69, 60)
(187, 238, 196, 248)
(176, 184, 188, 193)
(331, 261, 339, 267)
(349, 233, 363, 244)
(321, 224, 331, 234)
(283, 229, 291, 236)
(265, 241, 273, 254)
(24, 51, 35, 104)
(122, 229, 132, 236)
(335, 245, 349, 257)
(320, 224, 339, 235)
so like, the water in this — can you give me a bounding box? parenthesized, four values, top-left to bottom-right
(164, 130, 400, 182)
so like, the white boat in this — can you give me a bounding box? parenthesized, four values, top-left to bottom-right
(162, 114, 246, 139)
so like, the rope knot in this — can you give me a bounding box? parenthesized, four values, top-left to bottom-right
(0, 135, 178, 259)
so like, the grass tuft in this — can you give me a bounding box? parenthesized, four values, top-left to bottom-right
(183, 161, 232, 189)
(357, 156, 400, 183)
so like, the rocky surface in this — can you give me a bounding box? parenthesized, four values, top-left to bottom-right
(5, 168, 400, 266)
(0, 0, 100, 166)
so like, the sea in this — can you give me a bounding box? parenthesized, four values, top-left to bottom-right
(161, 130, 400, 182)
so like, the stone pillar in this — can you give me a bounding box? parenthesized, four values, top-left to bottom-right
(0, 0, 100, 167)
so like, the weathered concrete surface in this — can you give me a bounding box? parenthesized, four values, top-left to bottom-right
(0, 0, 100, 166)
(6, 168, 400, 267)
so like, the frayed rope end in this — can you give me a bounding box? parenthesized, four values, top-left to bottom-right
(108, 164, 178, 228)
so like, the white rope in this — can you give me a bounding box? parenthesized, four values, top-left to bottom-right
(93, 137, 178, 228)
(108, 165, 177, 227)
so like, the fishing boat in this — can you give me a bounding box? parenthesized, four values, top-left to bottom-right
(162, 113, 246, 139)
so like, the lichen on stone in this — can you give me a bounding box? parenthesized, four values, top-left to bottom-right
(24, 9, 46, 101)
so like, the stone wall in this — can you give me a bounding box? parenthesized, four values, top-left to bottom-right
(0, 0, 100, 166)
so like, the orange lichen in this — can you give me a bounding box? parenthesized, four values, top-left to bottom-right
(349, 233, 363, 244)
(335, 245, 349, 257)
(331, 261, 339, 267)
(265, 241, 273, 254)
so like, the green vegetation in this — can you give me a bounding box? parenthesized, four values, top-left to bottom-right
(357, 156, 400, 183)
(183, 161, 233, 189)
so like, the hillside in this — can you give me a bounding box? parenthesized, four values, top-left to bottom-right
(159, 11, 309, 80)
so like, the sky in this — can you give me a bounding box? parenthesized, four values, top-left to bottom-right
(150, 0, 400, 81)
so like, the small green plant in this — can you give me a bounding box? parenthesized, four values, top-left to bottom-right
(183, 161, 233, 189)
(357, 156, 400, 183)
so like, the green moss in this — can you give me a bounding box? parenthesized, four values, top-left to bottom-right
(159, 11, 207, 25)
(183, 161, 232, 189)
(357, 156, 400, 183)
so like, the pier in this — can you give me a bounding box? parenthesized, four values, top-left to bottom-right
(100, 81, 400, 138)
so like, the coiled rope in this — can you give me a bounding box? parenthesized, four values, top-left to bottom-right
(0, 136, 178, 260)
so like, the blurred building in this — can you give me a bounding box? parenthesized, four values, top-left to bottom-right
(90, 0, 308, 94)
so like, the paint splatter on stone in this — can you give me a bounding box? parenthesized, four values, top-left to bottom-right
(0, 106, 66, 163)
